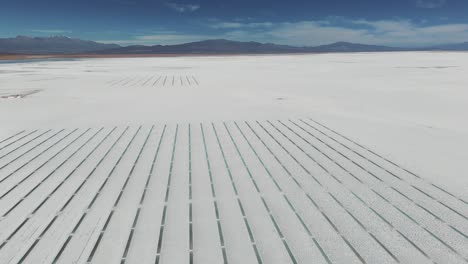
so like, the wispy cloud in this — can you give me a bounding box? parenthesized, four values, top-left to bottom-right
(135, 33, 207, 43)
(415, 0, 446, 9)
(31, 29, 71, 34)
(109, 0, 137, 5)
(98, 32, 210, 46)
(210, 22, 274, 29)
(165, 2, 200, 13)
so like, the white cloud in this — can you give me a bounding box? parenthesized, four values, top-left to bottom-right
(352, 19, 414, 32)
(268, 21, 370, 46)
(224, 19, 468, 47)
(165, 2, 200, 13)
(347, 19, 468, 46)
(416, 0, 446, 9)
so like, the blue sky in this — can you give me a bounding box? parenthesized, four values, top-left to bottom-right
(1, 0, 468, 46)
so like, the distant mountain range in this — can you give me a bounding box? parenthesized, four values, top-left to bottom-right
(1, 36, 468, 55)
(429, 42, 468, 51)
(0, 36, 119, 54)
(95, 39, 402, 54)
(310, 41, 403, 52)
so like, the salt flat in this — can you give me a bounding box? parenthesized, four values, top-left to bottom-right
(0, 53, 467, 263)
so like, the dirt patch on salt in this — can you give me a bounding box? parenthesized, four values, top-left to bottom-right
(0, 89, 42, 99)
